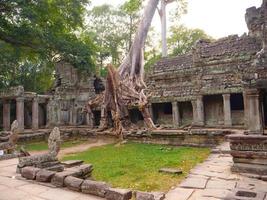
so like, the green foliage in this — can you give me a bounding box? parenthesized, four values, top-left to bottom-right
(0, 0, 95, 92)
(63, 142, 210, 191)
(86, 1, 142, 76)
(169, 0, 188, 21)
(168, 24, 213, 56)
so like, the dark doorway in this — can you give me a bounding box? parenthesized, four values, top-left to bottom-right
(152, 102, 173, 125)
(230, 93, 244, 125)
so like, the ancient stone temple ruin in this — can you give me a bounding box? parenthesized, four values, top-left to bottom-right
(147, 1, 267, 133)
(0, 86, 50, 131)
(0, 1, 266, 138)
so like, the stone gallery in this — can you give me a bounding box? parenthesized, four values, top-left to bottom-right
(0, 0, 267, 200)
(0, 2, 266, 134)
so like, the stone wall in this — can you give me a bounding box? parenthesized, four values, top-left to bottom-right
(147, 35, 262, 104)
(147, 1, 267, 129)
(47, 62, 103, 127)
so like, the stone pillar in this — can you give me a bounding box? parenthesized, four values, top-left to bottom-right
(192, 96, 204, 126)
(223, 94, 232, 126)
(32, 97, 39, 130)
(3, 100, 11, 131)
(16, 97, 24, 131)
(172, 101, 180, 127)
(245, 89, 263, 134)
(243, 91, 249, 128)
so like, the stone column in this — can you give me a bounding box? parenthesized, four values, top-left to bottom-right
(172, 101, 180, 127)
(192, 95, 204, 126)
(32, 97, 39, 130)
(223, 94, 232, 126)
(245, 89, 263, 134)
(243, 91, 248, 128)
(3, 100, 11, 131)
(16, 97, 24, 131)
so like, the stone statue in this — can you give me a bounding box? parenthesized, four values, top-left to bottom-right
(17, 127, 63, 173)
(48, 127, 61, 156)
(0, 120, 19, 154)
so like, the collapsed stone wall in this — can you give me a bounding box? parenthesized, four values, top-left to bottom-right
(47, 61, 101, 127)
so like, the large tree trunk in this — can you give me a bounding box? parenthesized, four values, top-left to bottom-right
(160, 0, 167, 57)
(88, 0, 159, 139)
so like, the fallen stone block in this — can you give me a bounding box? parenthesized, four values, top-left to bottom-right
(36, 169, 56, 182)
(61, 160, 84, 168)
(81, 180, 109, 197)
(45, 164, 64, 172)
(21, 167, 40, 180)
(105, 188, 132, 200)
(136, 191, 165, 200)
(68, 164, 93, 178)
(64, 176, 84, 192)
(159, 168, 182, 175)
(51, 170, 81, 187)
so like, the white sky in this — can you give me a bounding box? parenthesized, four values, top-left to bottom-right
(91, 0, 262, 39)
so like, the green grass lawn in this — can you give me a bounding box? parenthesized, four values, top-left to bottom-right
(63, 142, 210, 192)
(19, 139, 87, 152)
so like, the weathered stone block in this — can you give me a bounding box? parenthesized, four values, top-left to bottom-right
(51, 171, 80, 187)
(232, 163, 267, 175)
(61, 160, 84, 168)
(105, 188, 132, 200)
(64, 176, 84, 192)
(136, 191, 165, 200)
(159, 168, 182, 175)
(68, 164, 93, 178)
(36, 169, 55, 182)
(81, 180, 109, 197)
(21, 167, 40, 180)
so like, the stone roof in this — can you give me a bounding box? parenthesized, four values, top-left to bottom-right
(153, 54, 193, 74)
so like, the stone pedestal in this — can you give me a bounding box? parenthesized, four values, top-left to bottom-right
(32, 98, 39, 130)
(228, 134, 267, 176)
(16, 97, 24, 132)
(244, 89, 263, 134)
(223, 94, 232, 126)
(192, 96, 204, 126)
(172, 102, 181, 127)
(3, 100, 11, 131)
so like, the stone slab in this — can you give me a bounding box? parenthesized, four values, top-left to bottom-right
(136, 191, 165, 200)
(159, 168, 182, 175)
(165, 188, 194, 200)
(180, 177, 208, 189)
(105, 188, 132, 200)
(206, 179, 236, 190)
(61, 160, 84, 168)
(225, 189, 266, 200)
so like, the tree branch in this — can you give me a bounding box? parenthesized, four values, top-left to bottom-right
(156, 6, 162, 17)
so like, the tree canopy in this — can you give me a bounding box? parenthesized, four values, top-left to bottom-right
(0, 0, 95, 91)
(168, 25, 212, 56)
